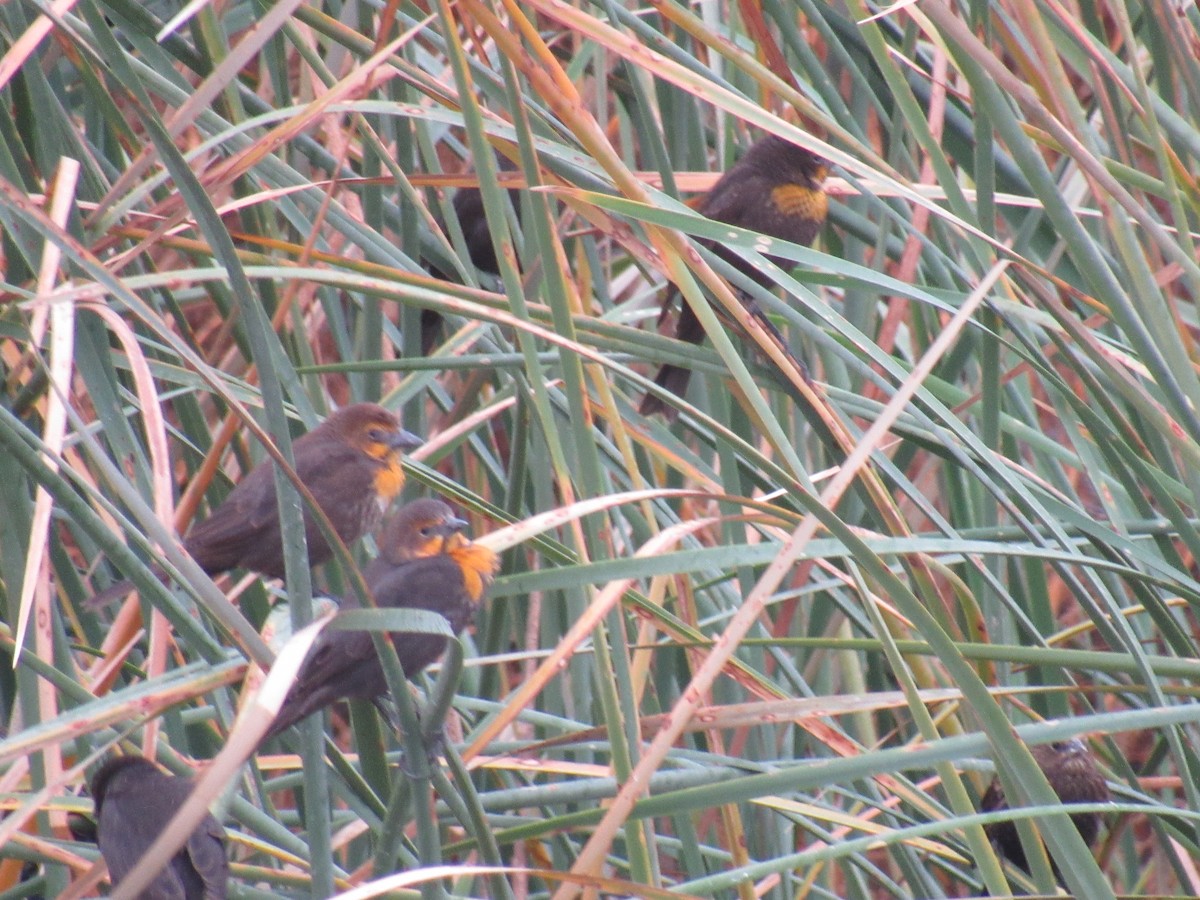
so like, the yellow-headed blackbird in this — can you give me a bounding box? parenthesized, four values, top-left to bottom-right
(981, 738, 1109, 874)
(420, 157, 518, 355)
(90, 755, 228, 900)
(442, 175, 511, 278)
(422, 158, 519, 352)
(90, 403, 421, 606)
(263, 498, 499, 740)
(640, 134, 828, 418)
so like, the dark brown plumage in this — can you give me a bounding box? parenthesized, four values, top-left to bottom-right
(442, 176, 510, 277)
(181, 404, 420, 577)
(981, 738, 1109, 875)
(90, 403, 421, 606)
(423, 159, 519, 352)
(640, 134, 828, 418)
(90, 755, 227, 900)
(263, 499, 499, 740)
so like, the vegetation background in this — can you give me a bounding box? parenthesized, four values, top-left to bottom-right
(1, 0, 1198, 897)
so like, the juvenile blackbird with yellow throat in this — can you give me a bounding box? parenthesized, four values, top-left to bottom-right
(90, 403, 421, 606)
(263, 498, 499, 740)
(640, 134, 828, 418)
(90, 755, 228, 900)
(981, 738, 1109, 875)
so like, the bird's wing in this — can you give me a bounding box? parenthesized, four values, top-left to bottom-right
(265, 627, 382, 738)
(698, 172, 770, 230)
(185, 815, 229, 900)
(98, 782, 188, 899)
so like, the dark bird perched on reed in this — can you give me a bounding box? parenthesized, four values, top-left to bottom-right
(263, 498, 499, 740)
(981, 738, 1109, 875)
(422, 158, 520, 352)
(91, 755, 228, 900)
(89, 403, 421, 606)
(640, 134, 828, 419)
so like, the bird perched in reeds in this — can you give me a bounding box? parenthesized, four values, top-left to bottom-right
(640, 133, 828, 419)
(981, 738, 1109, 875)
(90, 755, 228, 900)
(89, 403, 421, 606)
(263, 498, 498, 740)
(422, 157, 520, 352)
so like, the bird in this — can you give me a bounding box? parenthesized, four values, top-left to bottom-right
(981, 738, 1109, 875)
(422, 157, 520, 352)
(360, 497, 468, 586)
(90, 755, 228, 900)
(263, 498, 499, 741)
(89, 403, 422, 606)
(639, 133, 829, 419)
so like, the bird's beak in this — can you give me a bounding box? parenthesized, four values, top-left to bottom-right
(436, 516, 470, 537)
(389, 429, 423, 451)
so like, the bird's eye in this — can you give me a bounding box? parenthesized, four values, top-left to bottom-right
(420, 526, 432, 537)
(367, 427, 384, 442)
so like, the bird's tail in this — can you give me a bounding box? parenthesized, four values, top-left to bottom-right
(639, 295, 809, 419)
